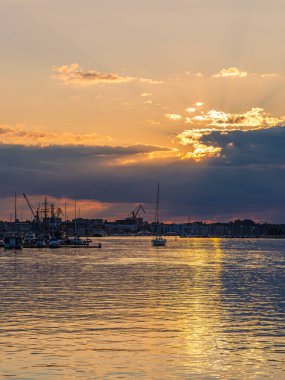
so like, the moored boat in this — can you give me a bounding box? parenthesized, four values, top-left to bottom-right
(49, 237, 61, 248)
(151, 183, 167, 247)
(34, 238, 47, 248)
(152, 236, 167, 246)
(4, 235, 23, 250)
(61, 236, 91, 246)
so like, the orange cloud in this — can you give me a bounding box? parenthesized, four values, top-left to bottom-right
(174, 106, 285, 161)
(166, 102, 285, 130)
(185, 71, 203, 77)
(186, 107, 197, 113)
(138, 78, 163, 84)
(115, 148, 178, 165)
(213, 67, 279, 79)
(0, 123, 112, 147)
(213, 67, 248, 78)
(183, 107, 285, 129)
(52, 63, 162, 86)
(177, 129, 222, 160)
(165, 113, 182, 121)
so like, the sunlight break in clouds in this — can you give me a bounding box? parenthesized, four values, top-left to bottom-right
(213, 67, 279, 79)
(173, 106, 285, 161)
(0, 123, 112, 147)
(177, 129, 222, 161)
(184, 107, 285, 129)
(115, 148, 178, 166)
(52, 64, 162, 86)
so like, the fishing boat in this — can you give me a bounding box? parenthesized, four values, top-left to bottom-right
(4, 235, 23, 250)
(151, 184, 167, 247)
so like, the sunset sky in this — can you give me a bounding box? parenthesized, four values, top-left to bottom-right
(1, 0, 285, 222)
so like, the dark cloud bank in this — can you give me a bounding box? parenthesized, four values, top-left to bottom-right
(1, 127, 285, 222)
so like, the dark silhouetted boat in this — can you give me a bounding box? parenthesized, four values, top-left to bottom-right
(152, 184, 166, 247)
(4, 235, 22, 250)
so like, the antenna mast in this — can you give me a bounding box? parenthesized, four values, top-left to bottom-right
(155, 183, 160, 224)
(14, 192, 17, 223)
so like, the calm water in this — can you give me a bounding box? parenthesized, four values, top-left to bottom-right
(0, 238, 284, 379)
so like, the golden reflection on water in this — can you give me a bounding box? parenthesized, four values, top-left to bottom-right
(169, 238, 224, 376)
(0, 238, 284, 379)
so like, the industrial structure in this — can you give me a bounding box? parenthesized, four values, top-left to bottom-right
(1, 196, 285, 239)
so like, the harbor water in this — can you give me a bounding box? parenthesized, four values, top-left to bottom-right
(0, 237, 284, 379)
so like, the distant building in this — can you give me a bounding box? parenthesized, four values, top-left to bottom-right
(63, 218, 104, 236)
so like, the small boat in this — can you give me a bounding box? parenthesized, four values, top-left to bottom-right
(4, 235, 23, 250)
(151, 183, 167, 247)
(25, 232, 36, 240)
(152, 236, 167, 246)
(70, 237, 89, 246)
(35, 238, 47, 248)
(61, 236, 90, 246)
(23, 232, 36, 247)
(49, 237, 61, 248)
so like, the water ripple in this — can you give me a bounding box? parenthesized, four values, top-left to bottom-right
(0, 237, 284, 379)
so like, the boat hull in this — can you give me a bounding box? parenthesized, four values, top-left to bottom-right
(152, 238, 167, 246)
(4, 236, 23, 250)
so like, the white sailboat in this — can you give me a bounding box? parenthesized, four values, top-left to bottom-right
(151, 184, 167, 246)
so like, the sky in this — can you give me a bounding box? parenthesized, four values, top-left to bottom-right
(1, 0, 285, 222)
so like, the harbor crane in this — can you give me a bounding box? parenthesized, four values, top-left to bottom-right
(130, 204, 145, 219)
(22, 193, 39, 222)
(55, 208, 63, 219)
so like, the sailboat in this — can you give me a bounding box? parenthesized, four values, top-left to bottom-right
(151, 184, 167, 246)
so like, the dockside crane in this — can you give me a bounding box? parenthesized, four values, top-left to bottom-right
(51, 204, 63, 220)
(55, 208, 63, 219)
(130, 204, 146, 219)
(22, 193, 39, 222)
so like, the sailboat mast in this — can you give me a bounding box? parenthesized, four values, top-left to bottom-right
(14, 192, 17, 223)
(74, 199, 77, 235)
(155, 183, 160, 224)
(151, 183, 166, 246)
(14, 192, 18, 233)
